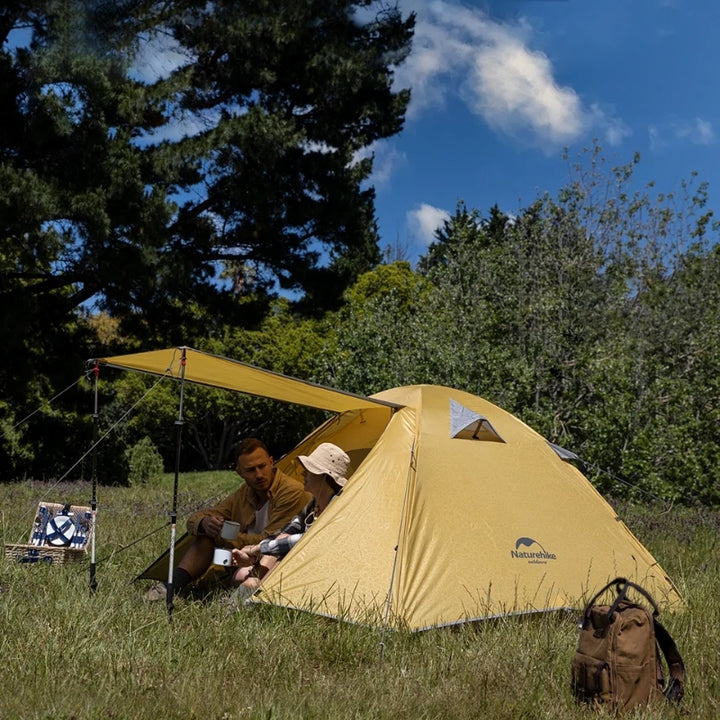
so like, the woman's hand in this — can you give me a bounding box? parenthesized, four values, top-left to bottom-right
(231, 544, 261, 567)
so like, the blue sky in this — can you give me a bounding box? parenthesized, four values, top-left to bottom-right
(374, 0, 720, 262)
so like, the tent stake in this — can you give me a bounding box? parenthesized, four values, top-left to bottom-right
(166, 348, 187, 619)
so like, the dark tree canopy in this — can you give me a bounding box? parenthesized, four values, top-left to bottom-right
(1, 1, 414, 331)
(163, 0, 414, 312)
(0, 0, 414, 479)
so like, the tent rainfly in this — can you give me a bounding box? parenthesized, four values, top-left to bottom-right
(97, 347, 682, 631)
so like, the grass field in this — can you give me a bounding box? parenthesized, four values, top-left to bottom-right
(1, 473, 718, 719)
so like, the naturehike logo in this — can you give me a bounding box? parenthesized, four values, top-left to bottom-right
(511, 537, 557, 564)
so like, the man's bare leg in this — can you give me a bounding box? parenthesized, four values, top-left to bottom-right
(144, 535, 216, 601)
(177, 535, 215, 580)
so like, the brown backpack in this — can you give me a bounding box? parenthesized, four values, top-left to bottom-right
(571, 578, 685, 712)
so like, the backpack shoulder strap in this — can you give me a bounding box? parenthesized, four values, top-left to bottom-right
(654, 617, 686, 701)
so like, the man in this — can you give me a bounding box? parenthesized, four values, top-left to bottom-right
(145, 437, 311, 600)
(230, 442, 350, 590)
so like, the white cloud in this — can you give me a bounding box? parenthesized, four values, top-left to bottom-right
(129, 31, 193, 83)
(370, 144, 406, 189)
(407, 203, 450, 246)
(393, 1, 624, 151)
(354, 142, 406, 190)
(649, 117, 716, 150)
(133, 107, 221, 146)
(648, 124, 667, 152)
(589, 105, 632, 147)
(674, 118, 716, 146)
(471, 37, 583, 145)
(393, 13, 476, 120)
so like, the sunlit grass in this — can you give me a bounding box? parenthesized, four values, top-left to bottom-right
(1, 476, 718, 719)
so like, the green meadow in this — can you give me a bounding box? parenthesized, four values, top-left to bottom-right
(1, 474, 718, 720)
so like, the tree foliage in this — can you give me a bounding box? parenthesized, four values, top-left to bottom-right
(2, 7, 718, 512)
(163, 0, 414, 312)
(321, 148, 720, 504)
(1, 1, 414, 326)
(0, 0, 414, 479)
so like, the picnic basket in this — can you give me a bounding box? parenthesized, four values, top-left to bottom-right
(4, 501, 93, 566)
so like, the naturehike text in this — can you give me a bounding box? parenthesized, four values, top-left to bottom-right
(511, 549, 557, 560)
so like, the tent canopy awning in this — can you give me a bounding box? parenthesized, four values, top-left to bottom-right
(93, 346, 402, 414)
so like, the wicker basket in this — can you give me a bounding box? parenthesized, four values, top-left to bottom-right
(4, 502, 93, 566)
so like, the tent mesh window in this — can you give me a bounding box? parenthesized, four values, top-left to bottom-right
(449, 399, 505, 443)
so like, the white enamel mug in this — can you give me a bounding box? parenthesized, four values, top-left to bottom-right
(212, 547, 233, 567)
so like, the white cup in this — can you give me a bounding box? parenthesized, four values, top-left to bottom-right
(220, 520, 240, 540)
(212, 547, 233, 567)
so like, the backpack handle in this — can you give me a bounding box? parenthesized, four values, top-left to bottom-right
(583, 577, 660, 622)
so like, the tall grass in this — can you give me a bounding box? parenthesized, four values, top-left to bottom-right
(1, 475, 718, 719)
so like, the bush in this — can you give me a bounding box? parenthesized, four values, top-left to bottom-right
(125, 436, 164, 485)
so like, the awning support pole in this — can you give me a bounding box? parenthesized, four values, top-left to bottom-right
(166, 348, 187, 619)
(89, 361, 100, 595)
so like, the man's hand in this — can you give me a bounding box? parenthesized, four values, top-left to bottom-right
(199, 515, 223, 539)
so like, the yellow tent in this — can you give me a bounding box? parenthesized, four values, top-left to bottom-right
(251, 385, 682, 630)
(97, 348, 682, 629)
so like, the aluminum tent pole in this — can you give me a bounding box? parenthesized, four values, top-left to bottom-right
(89, 361, 100, 595)
(379, 437, 416, 660)
(165, 348, 187, 619)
